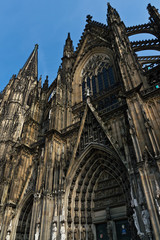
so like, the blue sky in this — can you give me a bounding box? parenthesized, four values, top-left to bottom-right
(0, 0, 159, 91)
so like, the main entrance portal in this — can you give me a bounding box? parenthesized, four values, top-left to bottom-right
(93, 170, 131, 240)
(96, 221, 131, 240)
(67, 145, 133, 240)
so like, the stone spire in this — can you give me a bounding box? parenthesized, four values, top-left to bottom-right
(147, 4, 160, 39)
(63, 33, 74, 58)
(18, 44, 38, 79)
(147, 4, 160, 22)
(107, 2, 121, 25)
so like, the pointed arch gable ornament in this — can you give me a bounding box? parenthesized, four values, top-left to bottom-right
(67, 99, 125, 178)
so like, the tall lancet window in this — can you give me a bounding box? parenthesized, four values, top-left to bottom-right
(81, 54, 116, 100)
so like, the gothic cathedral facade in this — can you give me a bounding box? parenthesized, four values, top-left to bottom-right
(0, 3, 160, 240)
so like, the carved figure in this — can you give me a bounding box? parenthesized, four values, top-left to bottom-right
(141, 207, 151, 234)
(133, 209, 144, 237)
(88, 225, 94, 240)
(8, 220, 12, 232)
(6, 231, 11, 240)
(74, 227, 80, 240)
(60, 222, 66, 240)
(81, 225, 86, 240)
(67, 226, 72, 240)
(52, 222, 57, 240)
(35, 223, 40, 240)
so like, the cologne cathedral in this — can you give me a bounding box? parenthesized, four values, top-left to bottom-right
(0, 3, 160, 240)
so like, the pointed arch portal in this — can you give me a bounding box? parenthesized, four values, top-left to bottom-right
(15, 195, 33, 240)
(67, 144, 133, 239)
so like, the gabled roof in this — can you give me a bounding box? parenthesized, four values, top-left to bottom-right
(74, 16, 109, 57)
(70, 17, 111, 76)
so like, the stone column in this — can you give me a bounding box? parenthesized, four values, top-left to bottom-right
(138, 163, 160, 239)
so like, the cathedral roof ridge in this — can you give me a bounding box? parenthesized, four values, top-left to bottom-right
(74, 18, 108, 56)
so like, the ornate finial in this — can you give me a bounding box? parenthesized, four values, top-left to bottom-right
(43, 75, 49, 90)
(38, 75, 42, 84)
(35, 44, 39, 49)
(58, 65, 62, 73)
(63, 33, 74, 58)
(107, 2, 112, 11)
(12, 74, 16, 79)
(67, 33, 71, 39)
(86, 15, 93, 23)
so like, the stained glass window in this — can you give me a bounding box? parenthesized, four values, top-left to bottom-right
(92, 76, 97, 95)
(104, 97, 110, 107)
(103, 67, 109, 89)
(108, 67, 115, 85)
(87, 77, 91, 89)
(110, 94, 118, 104)
(98, 100, 104, 110)
(98, 73, 103, 92)
(82, 63, 117, 101)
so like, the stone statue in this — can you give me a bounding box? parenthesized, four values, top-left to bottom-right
(141, 206, 151, 234)
(88, 225, 94, 240)
(52, 222, 57, 240)
(6, 231, 11, 240)
(67, 226, 72, 240)
(81, 225, 86, 240)
(133, 209, 144, 237)
(74, 227, 80, 240)
(60, 222, 66, 240)
(35, 223, 40, 240)
(8, 220, 12, 232)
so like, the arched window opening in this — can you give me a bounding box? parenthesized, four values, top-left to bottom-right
(82, 65, 116, 98)
(81, 54, 120, 111)
(103, 67, 109, 89)
(98, 72, 104, 92)
(92, 76, 97, 95)
(108, 67, 115, 85)
(87, 77, 91, 89)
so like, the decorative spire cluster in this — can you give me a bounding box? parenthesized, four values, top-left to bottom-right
(107, 2, 121, 25)
(63, 33, 74, 58)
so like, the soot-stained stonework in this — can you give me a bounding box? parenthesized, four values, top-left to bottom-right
(0, 3, 160, 240)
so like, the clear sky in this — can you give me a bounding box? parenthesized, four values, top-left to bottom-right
(0, 0, 159, 91)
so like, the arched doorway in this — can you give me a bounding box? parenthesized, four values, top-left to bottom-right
(66, 144, 133, 239)
(15, 195, 33, 240)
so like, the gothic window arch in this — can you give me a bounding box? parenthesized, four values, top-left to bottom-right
(81, 54, 117, 100)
